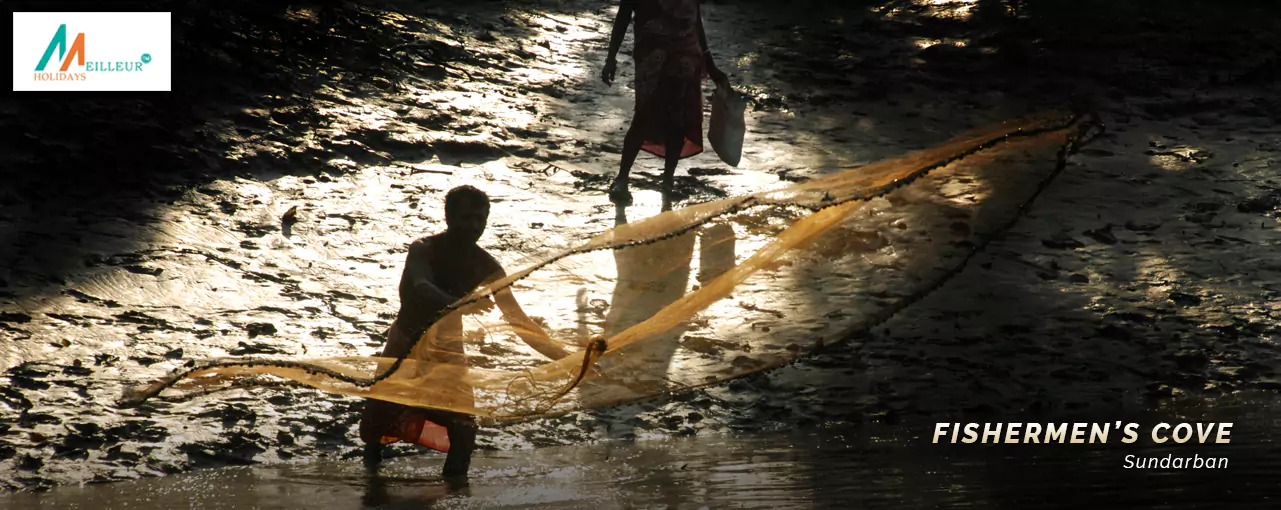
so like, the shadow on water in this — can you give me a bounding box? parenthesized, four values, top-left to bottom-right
(587, 203, 736, 441)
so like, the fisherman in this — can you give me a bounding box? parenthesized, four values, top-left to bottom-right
(361, 185, 570, 480)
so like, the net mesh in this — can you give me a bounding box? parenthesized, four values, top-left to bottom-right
(120, 111, 1100, 425)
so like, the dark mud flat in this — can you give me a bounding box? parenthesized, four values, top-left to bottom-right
(2, 0, 1281, 495)
(7, 395, 1281, 509)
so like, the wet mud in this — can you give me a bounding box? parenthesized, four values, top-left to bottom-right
(2, 0, 1280, 492)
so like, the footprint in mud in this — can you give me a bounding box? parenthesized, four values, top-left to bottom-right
(1040, 233, 1085, 250)
(18, 412, 60, 428)
(1081, 224, 1117, 244)
(1168, 291, 1203, 307)
(179, 432, 269, 468)
(102, 444, 142, 463)
(130, 356, 164, 367)
(244, 322, 278, 338)
(236, 222, 279, 238)
(197, 403, 258, 429)
(61, 360, 92, 377)
(17, 454, 43, 472)
(432, 139, 529, 166)
(54, 424, 109, 461)
(230, 341, 288, 355)
(0, 312, 32, 324)
(122, 265, 164, 276)
(105, 421, 168, 443)
(1237, 191, 1281, 214)
(113, 311, 171, 328)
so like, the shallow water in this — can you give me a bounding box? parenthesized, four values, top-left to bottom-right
(7, 395, 1280, 509)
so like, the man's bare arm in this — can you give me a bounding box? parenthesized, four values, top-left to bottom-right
(479, 259, 571, 361)
(494, 288, 571, 360)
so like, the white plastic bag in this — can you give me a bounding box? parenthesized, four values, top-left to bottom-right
(708, 86, 746, 167)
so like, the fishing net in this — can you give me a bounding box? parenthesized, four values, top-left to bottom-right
(120, 111, 1100, 425)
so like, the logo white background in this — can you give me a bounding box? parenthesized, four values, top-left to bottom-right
(12, 12, 171, 91)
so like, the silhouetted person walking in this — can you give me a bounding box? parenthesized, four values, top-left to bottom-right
(602, 0, 730, 207)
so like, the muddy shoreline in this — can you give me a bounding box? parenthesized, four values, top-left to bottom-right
(3, 0, 1281, 493)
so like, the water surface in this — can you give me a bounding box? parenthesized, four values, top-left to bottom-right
(8, 395, 1280, 509)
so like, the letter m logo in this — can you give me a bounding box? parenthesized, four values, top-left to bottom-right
(35, 24, 86, 72)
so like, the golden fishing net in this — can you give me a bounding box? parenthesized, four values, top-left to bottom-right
(120, 111, 1100, 425)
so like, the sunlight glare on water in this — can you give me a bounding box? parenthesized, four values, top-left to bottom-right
(890, 0, 979, 20)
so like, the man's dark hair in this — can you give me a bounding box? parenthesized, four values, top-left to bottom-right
(444, 185, 489, 215)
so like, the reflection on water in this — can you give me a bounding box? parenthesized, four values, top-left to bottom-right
(584, 204, 739, 429)
(603, 205, 697, 344)
(8, 394, 1281, 509)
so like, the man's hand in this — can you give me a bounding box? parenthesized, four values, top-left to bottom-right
(602, 56, 618, 86)
(708, 63, 729, 90)
(458, 297, 495, 316)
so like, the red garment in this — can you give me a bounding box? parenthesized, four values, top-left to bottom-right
(380, 408, 452, 452)
(632, 0, 707, 159)
(359, 321, 463, 453)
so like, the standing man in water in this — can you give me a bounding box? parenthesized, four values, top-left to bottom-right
(361, 185, 570, 481)
(601, 0, 731, 207)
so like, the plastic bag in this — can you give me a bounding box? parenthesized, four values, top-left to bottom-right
(708, 86, 746, 167)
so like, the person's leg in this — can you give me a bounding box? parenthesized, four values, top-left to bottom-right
(362, 324, 403, 471)
(359, 401, 385, 471)
(610, 121, 645, 205)
(660, 131, 684, 211)
(363, 442, 383, 470)
(441, 413, 478, 480)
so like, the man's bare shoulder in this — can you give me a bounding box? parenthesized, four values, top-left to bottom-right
(475, 246, 507, 277)
(407, 234, 446, 255)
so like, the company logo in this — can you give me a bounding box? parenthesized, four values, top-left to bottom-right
(31, 23, 152, 82)
(13, 12, 171, 91)
(35, 24, 86, 73)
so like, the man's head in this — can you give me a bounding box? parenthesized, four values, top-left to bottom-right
(444, 185, 490, 244)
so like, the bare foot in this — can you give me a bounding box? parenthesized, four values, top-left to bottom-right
(660, 176, 675, 211)
(608, 181, 632, 206)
